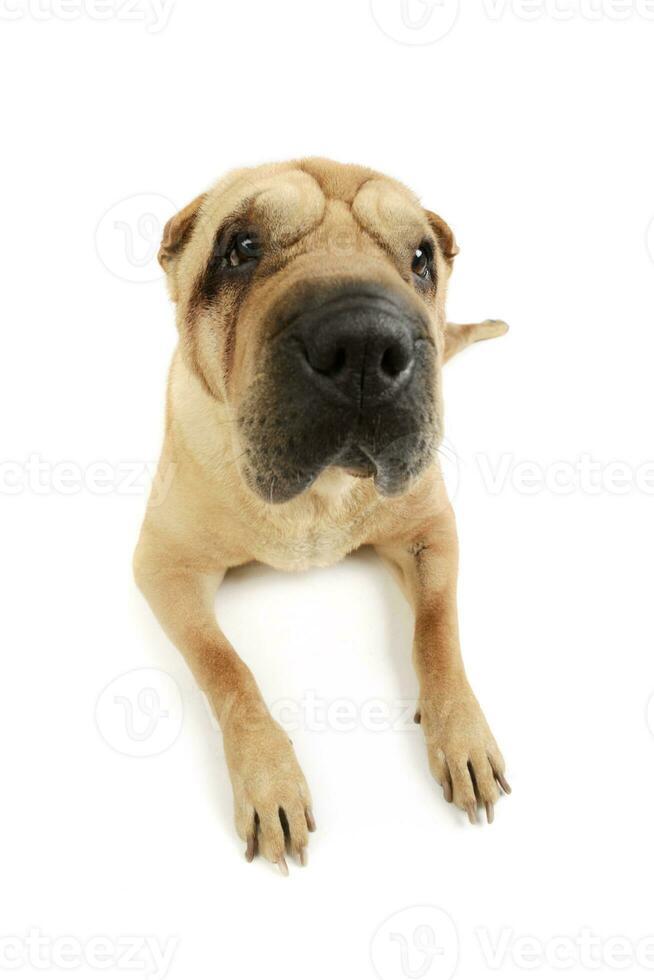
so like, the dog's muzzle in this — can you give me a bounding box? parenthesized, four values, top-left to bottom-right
(239, 283, 439, 502)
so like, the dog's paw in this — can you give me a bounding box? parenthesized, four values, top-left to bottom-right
(224, 719, 315, 874)
(417, 684, 511, 824)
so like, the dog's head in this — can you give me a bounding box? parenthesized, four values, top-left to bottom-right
(160, 158, 458, 503)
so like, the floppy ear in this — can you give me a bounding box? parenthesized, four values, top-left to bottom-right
(158, 193, 206, 272)
(425, 209, 459, 266)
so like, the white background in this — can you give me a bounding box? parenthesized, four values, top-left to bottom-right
(2, 1, 654, 978)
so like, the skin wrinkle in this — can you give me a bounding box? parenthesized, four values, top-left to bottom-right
(350, 205, 411, 266)
(220, 287, 241, 386)
(134, 158, 511, 868)
(182, 307, 221, 403)
(297, 161, 376, 203)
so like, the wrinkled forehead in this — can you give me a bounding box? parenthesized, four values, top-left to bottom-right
(352, 178, 428, 250)
(200, 168, 324, 247)
(191, 166, 428, 256)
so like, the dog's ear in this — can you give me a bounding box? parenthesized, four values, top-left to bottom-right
(158, 194, 206, 293)
(425, 210, 459, 266)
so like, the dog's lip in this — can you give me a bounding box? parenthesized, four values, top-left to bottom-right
(342, 464, 376, 479)
(334, 444, 377, 479)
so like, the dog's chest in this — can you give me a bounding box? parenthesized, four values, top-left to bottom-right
(247, 506, 372, 572)
(255, 521, 361, 571)
(229, 471, 382, 572)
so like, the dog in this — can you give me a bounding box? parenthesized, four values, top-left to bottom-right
(134, 157, 510, 874)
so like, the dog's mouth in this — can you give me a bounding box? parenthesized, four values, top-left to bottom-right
(336, 445, 377, 480)
(238, 420, 438, 504)
(332, 441, 432, 496)
(343, 463, 376, 479)
(238, 397, 439, 504)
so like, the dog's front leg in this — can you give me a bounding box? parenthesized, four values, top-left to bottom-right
(376, 503, 510, 823)
(133, 533, 314, 871)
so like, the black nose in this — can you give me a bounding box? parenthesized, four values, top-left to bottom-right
(295, 293, 418, 405)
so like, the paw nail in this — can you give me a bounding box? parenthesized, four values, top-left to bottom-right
(277, 856, 289, 876)
(485, 801, 494, 824)
(497, 773, 512, 795)
(245, 836, 256, 862)
(305, 807, 317, 832)
(299, 847, 308, 867)
(466, 804, 477, 825)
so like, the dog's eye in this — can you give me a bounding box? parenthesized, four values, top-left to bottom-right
(225, 232, 262, 268)
(412, 242, 433, 281)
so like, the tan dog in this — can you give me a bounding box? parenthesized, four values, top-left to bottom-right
(134, 158, 510, 874)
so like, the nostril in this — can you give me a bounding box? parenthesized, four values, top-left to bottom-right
(380, 343, 411, 378)
(330, 347, 347, 376)
(307, 344, 347, 377)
